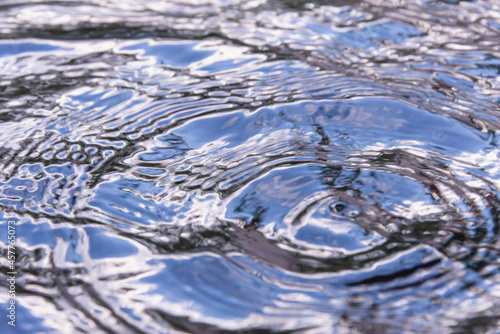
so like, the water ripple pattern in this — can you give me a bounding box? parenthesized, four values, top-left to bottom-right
(1, 0, 500, 333)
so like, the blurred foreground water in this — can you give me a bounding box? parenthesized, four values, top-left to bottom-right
(0, 0, 500, 333)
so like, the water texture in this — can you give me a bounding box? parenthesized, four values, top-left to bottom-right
(0, 0, 500, 333)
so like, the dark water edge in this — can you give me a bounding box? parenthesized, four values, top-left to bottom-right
(0, 0, 500, 333)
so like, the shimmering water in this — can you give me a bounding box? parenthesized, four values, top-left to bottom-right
(1, 0, 500, 333)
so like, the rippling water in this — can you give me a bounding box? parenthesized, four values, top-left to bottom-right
(1, 0, 500, 333)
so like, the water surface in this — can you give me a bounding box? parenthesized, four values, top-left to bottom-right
(1, 0, 500, 333)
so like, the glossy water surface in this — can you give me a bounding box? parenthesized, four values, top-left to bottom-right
(1, 0, 500, 333)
